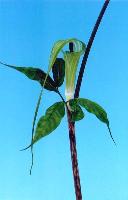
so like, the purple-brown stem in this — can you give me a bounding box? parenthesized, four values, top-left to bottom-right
(67, 1, 110, 200)
(74, 0, 110, 98)
(67, 108, 82, 200)
(67, 43, 82, 200)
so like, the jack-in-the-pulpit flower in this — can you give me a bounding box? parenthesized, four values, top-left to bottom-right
(63, 41, 85, 101)
(47, 38, 86, 101)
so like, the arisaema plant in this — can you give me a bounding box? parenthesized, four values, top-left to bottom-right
(0, 1, 114, 200)
(0, 37, 115, 193)
(0, 38, 115, 146)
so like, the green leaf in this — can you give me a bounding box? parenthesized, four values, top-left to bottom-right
(52, 58, 65, 87)
(77, 98, 116, 145)
(0, 61, 57, 92)
(71, 105, 84, 122)
(77, 98, 108, 123)
(69, 99, 84, 122)
(32, 101, 65, 144)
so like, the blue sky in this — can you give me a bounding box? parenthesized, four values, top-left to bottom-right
(0, 1, 128, 200)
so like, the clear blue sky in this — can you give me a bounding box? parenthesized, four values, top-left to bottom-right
(0, 1, 128, 200)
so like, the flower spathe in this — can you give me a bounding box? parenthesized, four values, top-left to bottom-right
(64, 51, 82, 101)
(47, 38, 86, 100)
(63, 41, 85, 101)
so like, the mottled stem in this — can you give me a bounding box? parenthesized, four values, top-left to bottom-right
(67, 1, 110, 199)
(67, 109, 82, 200)
(67, 43, 82, 200)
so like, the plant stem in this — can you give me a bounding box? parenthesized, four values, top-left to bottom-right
(74, 0, 110, 98)
(67, 42, 82, 200)
(67, 1, 110, 200)
(67, 111, 82, 200)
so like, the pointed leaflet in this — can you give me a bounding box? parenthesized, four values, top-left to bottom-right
(52, 58, 65, 87)
(0, 61, 57, 91)
(32, 101, 65, 144)
(77, 98, 116, 145)
(69, 99, 84, 122)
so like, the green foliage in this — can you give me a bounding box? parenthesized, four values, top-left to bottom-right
(0, 61, 57, 92)
(52, 58, 65, 87)
(32, 101, 65, 144)
(69, 99, 84, 122)
(71, 105, 84, 122)
(0, 36, 115, 177)
(69, 98, 116, 145)
(78, 98, 109, 124)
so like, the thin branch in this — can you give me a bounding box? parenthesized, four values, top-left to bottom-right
(74, 0, 110, 98)
(57, 89, 66, 104)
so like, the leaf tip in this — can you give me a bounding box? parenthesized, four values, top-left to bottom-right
(107, 123, 117, 146)
(20, 144, 31, 151)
